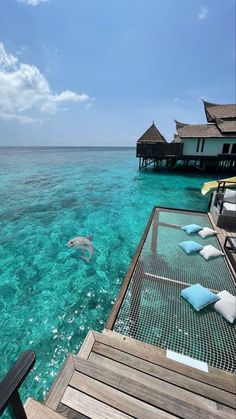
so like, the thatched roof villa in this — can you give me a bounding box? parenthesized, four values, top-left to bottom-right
(137, 101, 236, 171)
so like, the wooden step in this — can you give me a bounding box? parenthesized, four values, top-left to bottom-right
(70, 356, 235, 419)
(45, 329, 236, 418)
(24, 398, 64, 418)
(64, 357, 174, 419)
(100, 329, 236, 395)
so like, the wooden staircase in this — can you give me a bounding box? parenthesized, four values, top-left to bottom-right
(25, 329, 236, 419)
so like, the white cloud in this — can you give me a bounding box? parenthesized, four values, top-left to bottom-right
(0, 43, 18, 69)
(0, 42, 92, 124)
(198, 6, 208, 20)
(0, 111, 36, 124)
(19, 0, 48, 6)
(53, 91, 90, 103)
(16, 44, 29, 56)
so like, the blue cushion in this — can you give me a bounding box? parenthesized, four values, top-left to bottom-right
(181, 224, 203, 235)
(181, 283, 220, 311)
(178, 241, 203, 254)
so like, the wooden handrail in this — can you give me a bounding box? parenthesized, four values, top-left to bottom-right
(0, 350, 36, 418)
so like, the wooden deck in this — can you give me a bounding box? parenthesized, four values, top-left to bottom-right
(26, 329, 236, 419)
(24, 207, 236, 419)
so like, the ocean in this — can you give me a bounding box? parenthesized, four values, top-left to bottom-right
(0, 147, 217, 403)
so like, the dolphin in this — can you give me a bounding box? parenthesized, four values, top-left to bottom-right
(67, 236, 94, 263)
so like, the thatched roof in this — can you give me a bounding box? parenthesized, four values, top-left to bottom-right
(137, 122, 166, 143)
(202, 100, 236, 122)
(215, 118, 236, 134)
(175, 120, 236, 138)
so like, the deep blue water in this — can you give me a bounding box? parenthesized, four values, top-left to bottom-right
(0, 147, 218, 404)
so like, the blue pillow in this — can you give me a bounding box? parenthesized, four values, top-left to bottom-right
(181, 283, 220, 311)
(178, 241, 203, 254)
(181, 224, 203, 235)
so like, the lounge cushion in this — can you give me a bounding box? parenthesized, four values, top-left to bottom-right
(198, 227, 218, 239)
(200, 245, 224, 260)
(214, 291, 236, 323)
(223, 188, 236, 204)
(178, 241, 203, 254)
(181, 224, 203, 235)
(181, 283, 220, 311)
(222, 202, 236, 215)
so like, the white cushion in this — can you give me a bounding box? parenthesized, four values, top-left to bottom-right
(214, 291, 236, 323)
(223, 188, 236, 204)
(200, 245, 224, 260)
(222, 202, 236, 214)
(198, 227, 217, 239)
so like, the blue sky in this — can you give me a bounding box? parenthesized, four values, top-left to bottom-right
(0, 0, 235, 146)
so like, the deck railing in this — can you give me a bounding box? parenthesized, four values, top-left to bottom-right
(136, 143, 183, 158)
(0, 350, 36, 418)
(216, 180, 236, 193)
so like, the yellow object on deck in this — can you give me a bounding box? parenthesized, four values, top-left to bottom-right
(201, 177, 236, 195)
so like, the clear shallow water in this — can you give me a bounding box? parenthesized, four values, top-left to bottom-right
(0, 147, 218, 403)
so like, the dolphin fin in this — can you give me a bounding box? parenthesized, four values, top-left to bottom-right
(80, 255, 90, 263)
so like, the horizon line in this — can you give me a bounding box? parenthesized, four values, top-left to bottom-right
(0, 145, 136, 148)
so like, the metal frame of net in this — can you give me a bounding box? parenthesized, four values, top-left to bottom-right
(113, 208, 236, 373)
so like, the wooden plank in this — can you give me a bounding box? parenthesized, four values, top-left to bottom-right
(159, 207, 205, 216)
(45, 355, 74, 410)
(77, 330, 95, 359)
(56, 403, 87, 419)
(72, 357, 235, 419)
(144, 272, 192, 287)
(158, 221, 182, 230)
(69, 371, 174, 419)
(62, 387, 132, 419)
(90, 344, 235, 409)
(144, 272, 220, 293)
(98, 330, 236, 394)
(151, 209, 159, 252)
(25, 398, 64, 419)
(105, 207, 156, 330)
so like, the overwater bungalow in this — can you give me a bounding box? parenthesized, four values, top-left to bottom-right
(1, 203, 235, 418)
(137, 101, 236, 171)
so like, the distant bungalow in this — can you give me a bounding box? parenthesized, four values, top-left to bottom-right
(136, 101, 236, 171)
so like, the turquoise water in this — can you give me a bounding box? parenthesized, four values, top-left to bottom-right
(0, 147, 218, 404)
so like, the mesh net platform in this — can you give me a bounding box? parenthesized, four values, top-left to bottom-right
(113, 209, 236, 374)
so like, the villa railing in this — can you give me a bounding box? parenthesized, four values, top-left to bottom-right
(217, 180, 236, 193)
(0, 350, 36, 419)
(136, 143, 183, 158)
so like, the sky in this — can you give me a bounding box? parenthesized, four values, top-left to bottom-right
(0, 0, 235, 146)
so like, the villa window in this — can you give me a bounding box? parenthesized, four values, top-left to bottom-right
(200, 138, 205, 153)
(196, 139, 200, 152)
(196, 138, 205, 153)
(222, 143, 230, 154)
(231, 143, 236, 154)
